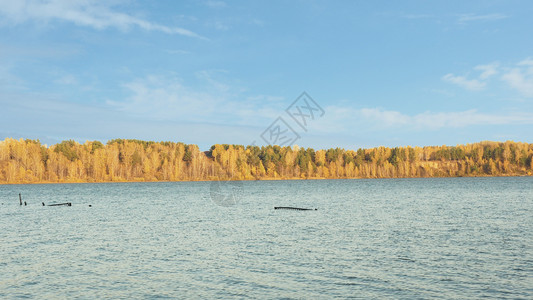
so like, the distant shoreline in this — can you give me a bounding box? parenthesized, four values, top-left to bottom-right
(1, 138, 532, 185)
(1, 174, 531, 186)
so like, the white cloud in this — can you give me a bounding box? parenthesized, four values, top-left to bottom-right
(475, 63, 499, 79)
(250, 19, 265, 27)
(401, 14, 434, 20)
(195, 70, 231, 93)
(107, 73, 284, 127)
(213, 21, 230, 31)
(108, 75, 220, 121)
(410, 110, 528, 128)
(0, 0, 205, 39)
(164, 49, 191, 55)
(205, 1, 227, 8)
(442, 73, 485, 91)
(328, 107, 533, 131)
(429, 89, 455, 97)
(502, 59, 533, 97)
(359, 108, 410, 126)
(443, 58, 533, 97)
(246, 95, 285, 103)
(518, 58, 533, 66)
(54, 74, 77, 85)
(0, 65, 26, 90)
(0, 93, 263, 149)
(457, 13, 508, 23)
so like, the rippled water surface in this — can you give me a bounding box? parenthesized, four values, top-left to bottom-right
(1, 177, 532, 299)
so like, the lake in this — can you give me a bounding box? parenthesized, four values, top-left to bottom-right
(1, 177, 532, 299)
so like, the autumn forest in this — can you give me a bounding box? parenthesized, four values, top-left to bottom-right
(0, 138, 532, 184)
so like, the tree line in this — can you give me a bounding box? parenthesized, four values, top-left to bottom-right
(0, 138, 532, 184)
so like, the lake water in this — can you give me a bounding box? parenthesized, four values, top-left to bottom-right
(1, 177, 532, 299)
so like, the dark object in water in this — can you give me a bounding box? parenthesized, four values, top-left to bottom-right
(48, 202, 72, 207)
(19, 193, 22, 205)
(24, 201, 27, 206)
(274, 206, 317, 211)
(88, 205, 92, 207)
(42, 202, 45, 206)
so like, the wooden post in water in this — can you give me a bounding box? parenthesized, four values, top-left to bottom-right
(19, 193, 22, 206)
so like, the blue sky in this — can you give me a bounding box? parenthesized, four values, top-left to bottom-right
(1, 0, 532, 150)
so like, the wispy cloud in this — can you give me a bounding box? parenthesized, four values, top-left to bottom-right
(0, 0, 205, 39)
(359, 108, 410, 126)
(164, 49, 191, 55)
(475, 63, 499, 80)
(445, 58, 533, 98)
(380, 11, 508, 26)
(108, 75, 220, 121)
(111, 70, 533, 137)
(107, 73, 283, 126)
(54, 74, 77, 85)
(377, 11, 432, 19)
(442, 59, 533, 96)
(410, 109, 532, 128)
(502, 58, 533, 97)
(442, 73, 486, 91)
(400, 13, 435, 20)
(205, 1, 227, 9)
(0, 65, 27, 91)
(0, 93, 262, 148)
(518, 58, 533, 66)
(246, 95, 285, 103)
(320, 106, 533, 133)
(457, 13, 508, 23)
(429, 89, 455, 97)
(195, 70, 232, 93)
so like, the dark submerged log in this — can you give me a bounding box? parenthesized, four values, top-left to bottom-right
(274, 206, 317, 211)
(48, 202, 72, 207)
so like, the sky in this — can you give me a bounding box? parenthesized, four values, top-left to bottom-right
(1, 0, 532, 150)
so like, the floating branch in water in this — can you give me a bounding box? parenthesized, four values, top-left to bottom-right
(274, 206, 317, 211)
(47, 203, 72, 207)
